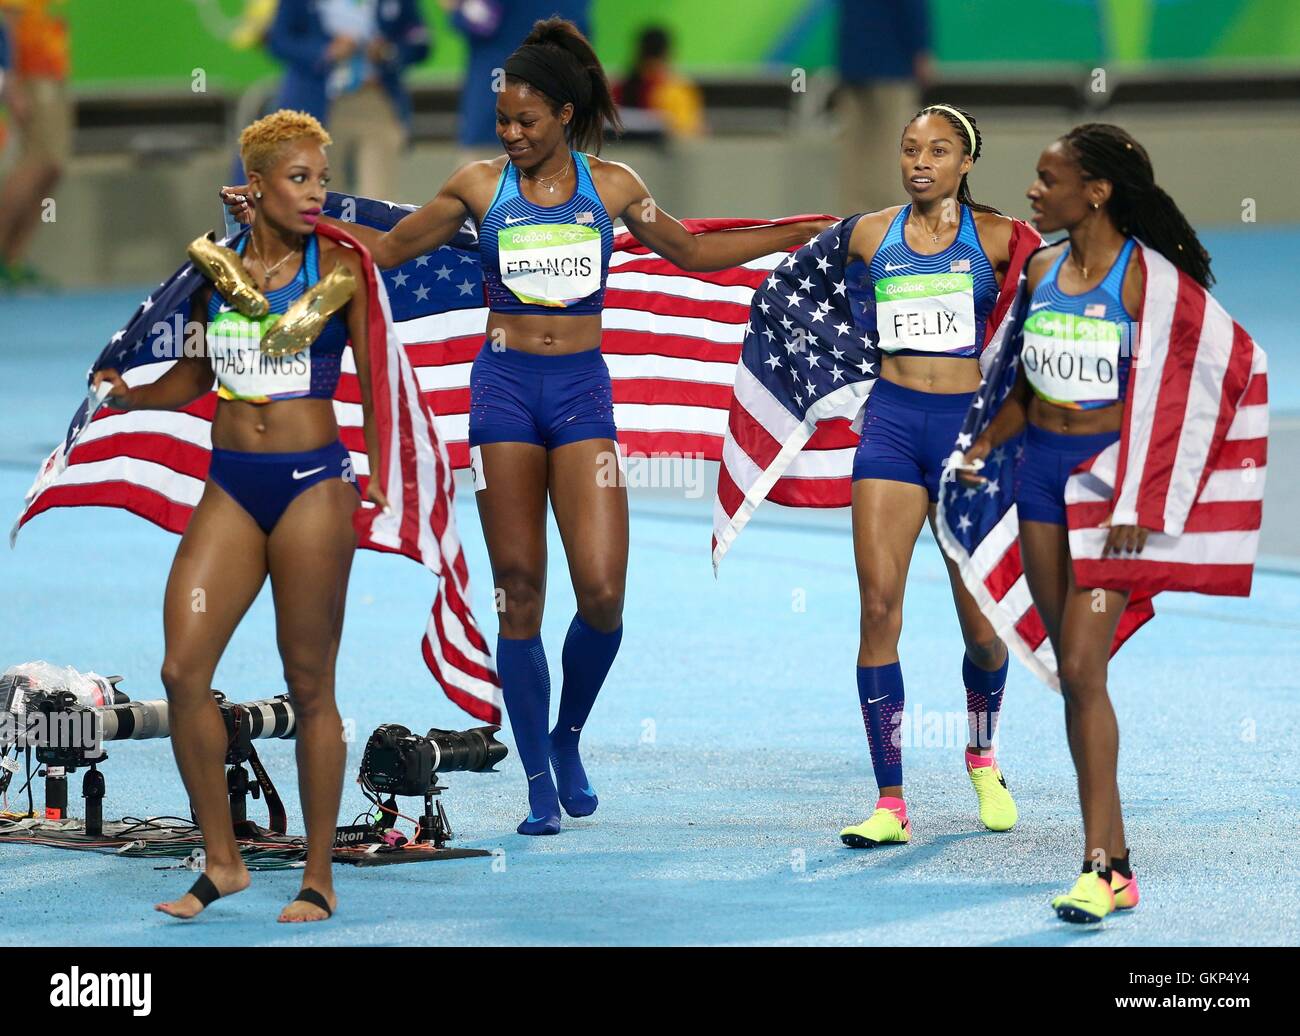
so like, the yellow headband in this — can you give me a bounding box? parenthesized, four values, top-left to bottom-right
(922, 105, 977, 159)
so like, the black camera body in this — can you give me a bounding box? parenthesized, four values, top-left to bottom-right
(362, 724, 435, 797)
(360, 723, 507, 797)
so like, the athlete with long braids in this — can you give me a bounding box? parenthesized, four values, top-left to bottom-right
(836, 105, 1040, 849)
(224, 18, 829, 836)
(959, 124, 1217, 921)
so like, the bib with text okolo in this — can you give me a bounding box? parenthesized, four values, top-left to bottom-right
(1021, 309, 1123, 406)
(207, 309, 311, 402)
(874, 272, 975, 354)
(499, 223, 601, 308)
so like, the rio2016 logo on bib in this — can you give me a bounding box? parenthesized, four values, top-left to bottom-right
(874, 272, 975, 355)
(207, 310, 311, 402)
(499, 223, 601, 307)
(1021, 309, 1123, 408)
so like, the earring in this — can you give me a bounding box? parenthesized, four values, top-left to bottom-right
(1090, 202, 1099, 210)
(255, 191, 263, 199)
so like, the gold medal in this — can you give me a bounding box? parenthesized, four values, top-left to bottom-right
(259, 263, 357, 357)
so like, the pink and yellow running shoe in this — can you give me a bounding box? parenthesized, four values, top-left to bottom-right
(1111, 867, 1140, 910)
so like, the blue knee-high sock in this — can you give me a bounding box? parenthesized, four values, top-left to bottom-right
(857, 663, 905, 792)
(550, 613, 622, 817)
(963, 653, 1009, 753)
(496, 634, 560, 835)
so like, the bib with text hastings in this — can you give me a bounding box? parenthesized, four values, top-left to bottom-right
(874, 272, 976, 354)
(498, 223, 602, 308)
(1021, 309, 1123, 407)
(207, 309, 312, 402)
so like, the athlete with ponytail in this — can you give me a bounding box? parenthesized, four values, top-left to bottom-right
(837, 105, 1040, 849)
(958, 124, 1215, 921)
(224, 18, 829, 837)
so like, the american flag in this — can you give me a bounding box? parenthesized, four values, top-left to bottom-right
(11, 195, 822, 719)
(935, 241, 1269, 689)
(12, 212, 501, 722)
(712, 215, 1042, 569)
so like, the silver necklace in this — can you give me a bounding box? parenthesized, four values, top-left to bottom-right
(248, 234, 298, 289)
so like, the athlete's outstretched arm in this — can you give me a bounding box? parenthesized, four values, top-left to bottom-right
(91, 291, 215, 410)
(220, 166, 476, 270)
(606, 162, 833, 272)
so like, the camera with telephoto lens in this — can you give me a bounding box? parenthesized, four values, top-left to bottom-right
(360, 724, 507, 797)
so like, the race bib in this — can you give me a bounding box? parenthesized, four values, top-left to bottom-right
(207, 309, 311, 402)
(1021, 310, 1123, 406)
(498, 223, 601, 307)
(874, 272, 976, 354)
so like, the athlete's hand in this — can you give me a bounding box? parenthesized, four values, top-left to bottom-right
(91, 369, 134, 410)
(955, 437, 992, 486)
(366, 480, 391, 514)
(1102, 523, 1149, 556)
(219, 184, 254, 225)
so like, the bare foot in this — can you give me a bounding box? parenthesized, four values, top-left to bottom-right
(154, 862, 251, 919)
(278, 886, 337, 923)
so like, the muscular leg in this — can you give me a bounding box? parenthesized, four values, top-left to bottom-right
(267, 477, 358, 922)
(545, 438, 628, 814)
(154, 482, 267, 918)
(852, 478, 930, 799)
(1021, 520, 1128, 868)
(930, 509, 1009, 754)
(473, 441, 556, 832)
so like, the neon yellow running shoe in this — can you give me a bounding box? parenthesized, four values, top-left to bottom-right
(1051, 871, 1115, 923)
(1111, 867, 1140, 910)
(967, 759, 1018, 831)
(840, 805, 910, 848)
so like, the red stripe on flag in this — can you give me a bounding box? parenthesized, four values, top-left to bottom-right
(21, 482, 193, 535)
(70, 432, 212, 481)
(420, 635, 500, 724)
(984, 540, 1023, 602)
(1135, 269, 1206, 528)
(1014, 607, 1048, 652)
(767, 476, 850, 507)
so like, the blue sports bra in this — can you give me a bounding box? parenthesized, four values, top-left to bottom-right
(204, 233, 348, 404)
(867, 203, 999, 358)
(1022, 238, 1137, 411)
(478, 151, 614, 316)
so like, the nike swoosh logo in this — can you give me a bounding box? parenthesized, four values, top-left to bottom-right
(570, 726, 581, 733)
(292, 466, 327, 480)
(505, 216, 528, 225)
(867, 694, 889, 704)
(1030, 301, 1051, 311)
(884, 263, 910, 272)
(525, 813, 545, 823)
(528, 771, 546, 781)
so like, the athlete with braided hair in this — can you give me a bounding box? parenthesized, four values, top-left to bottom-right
(837, 104, 1041, 849)
(960, 124, 1216, 921)
(224, 18, 830, 837)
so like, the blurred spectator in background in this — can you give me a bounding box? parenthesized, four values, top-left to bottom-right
(836, 0, 931, 216)
(0, 0, 70, 288)
(439, 0, 590, 159)
(0, 19, 9, 155)
(231, 0, 278, 50)
(615, 25, 705, 139)
(266, 0, 430, 200)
